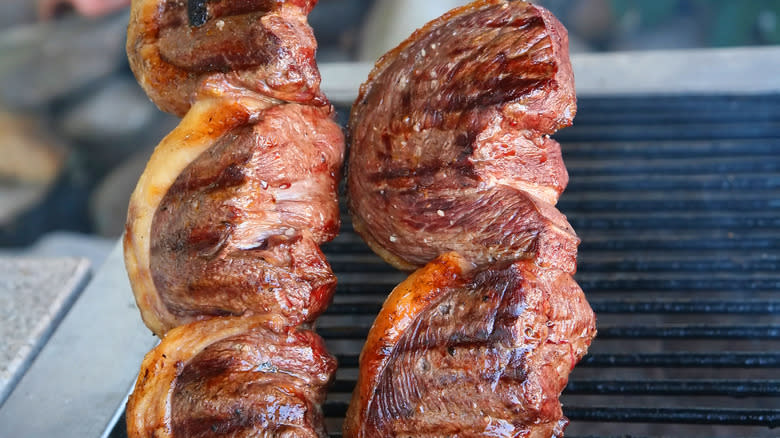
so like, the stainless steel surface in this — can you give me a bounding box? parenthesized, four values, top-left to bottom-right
(0, 256, 90, 407)
(0, 244, 156, 437)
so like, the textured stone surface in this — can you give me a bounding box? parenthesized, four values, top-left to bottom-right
(0, 257, 90, 406)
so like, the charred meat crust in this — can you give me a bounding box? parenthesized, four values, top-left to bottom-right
(344, 253, 596, 437)
(347, 0, 577, 272)
(127, 0, 325, 116)
(148, 103, 344, 331)
(127, 316, 336, 438)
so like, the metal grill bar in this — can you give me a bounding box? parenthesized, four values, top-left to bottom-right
(318, 325, 780, 340)
(563, 380, 780, 397)
(578, 352, 780, 368)
(594, 325, 779, 340)
(333, 353, 780, 369)
(563, 139, 780, 159)
(327, 300, 780, 315)
(321, 403, 780, 427)
(564, 158, 780, 176)
(329, 254, 780, 274)
(562, 407, 780, 427)
(328, 379, 780, 397)
(570, 213, 780, 230)
(554, 122, 780, 142)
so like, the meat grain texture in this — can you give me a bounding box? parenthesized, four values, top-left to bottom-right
(344, 253, 595, 437)
(126, 316, 336, 438)
(345, 1, 597, 436)
(123, 1, 342, 437)
(348, 0, 578, 273)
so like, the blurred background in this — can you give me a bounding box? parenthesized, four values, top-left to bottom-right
(0, 0, 778, 266)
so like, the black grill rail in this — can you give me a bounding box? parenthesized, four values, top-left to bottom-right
(109, 95, 779, 437)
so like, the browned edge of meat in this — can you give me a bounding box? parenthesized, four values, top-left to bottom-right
(347, 0, 578, 273)
(148, 102, 343, 333)
(126, 315, 337, 438)
(127, 0, 326, 116)
(343, 252, 596, 438)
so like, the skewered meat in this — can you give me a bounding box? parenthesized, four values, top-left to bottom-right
(124, 99, 344, 337)
(124, 1, 342, 436)
(345, 1, 596, 436)
(343, 253, 596, 437)
(127, 315, 336, 438)
(127, 0, 325, 116)
(347, 0, 578, 272)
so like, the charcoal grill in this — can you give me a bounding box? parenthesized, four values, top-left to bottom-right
(0, 49, 777, 438)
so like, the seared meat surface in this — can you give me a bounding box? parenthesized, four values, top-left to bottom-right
(149, 103, 342, 333)
(345, 1, 595, 436)
(125, 99, 344, 337)
(344, 253, 596, 438)
(128, 0, 325, 116)
(348, 0, 577, 272)
(125, 2, 343, 436)
(127, 316, 336, 438)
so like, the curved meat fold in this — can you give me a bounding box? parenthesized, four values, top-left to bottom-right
(124, 1, 344, 437)
(124, 98, 344, 337)
(344, 253, 596, 438)
(345, 1, 595, 436)
(127, 315, 336, 438)
(127, 0, 325, 116)
(352, 184, 578, 275)
(347, 0, 577, 272)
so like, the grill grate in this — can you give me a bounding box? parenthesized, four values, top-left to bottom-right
(109, 94, 780, 437)
(319, 94, 780, 436)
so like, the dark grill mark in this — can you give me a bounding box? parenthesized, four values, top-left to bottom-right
(188, 0, 208, 27)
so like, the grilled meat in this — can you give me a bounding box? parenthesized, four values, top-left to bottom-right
(125, 100, 343, 336)
(347, 0, 578, 272)
(344, 253, 596, 437)
(127, 316, 336, 438)
(124, 1, 342, 436)
(345, 1, 595, 436)
(127, 0, 325, 116)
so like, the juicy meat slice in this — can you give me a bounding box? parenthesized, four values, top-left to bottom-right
(124, 98, 345, 336)
(347, 0, 577, 272)
(343, 253, 596, 438)
(127, 0, 325, 116)
(127, 315, 336, 438)
(353, 184, 578, 274)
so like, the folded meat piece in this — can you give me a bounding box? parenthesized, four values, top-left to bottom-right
(343, 253, 596, 438)
(356, 184, 578, 275)
(347, 0, 578, 272)
(124, 98, 344, 336)
(127, 315, 336, 438)
(127, 0, 325, 115)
